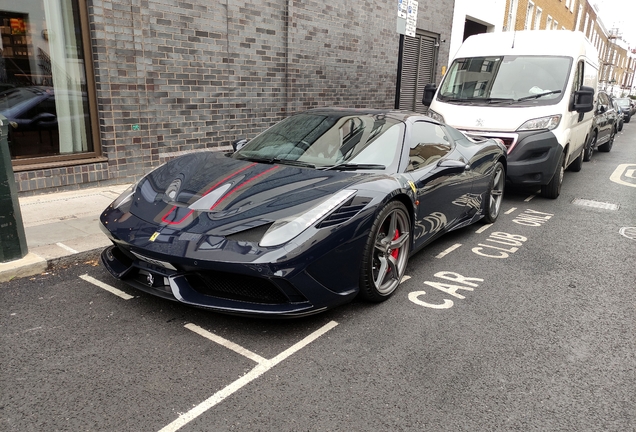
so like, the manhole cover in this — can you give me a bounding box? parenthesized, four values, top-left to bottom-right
(571, 198, 620, 210)
(619, 227, 636, 240)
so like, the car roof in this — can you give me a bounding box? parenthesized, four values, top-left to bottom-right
(302, 107, 441, 125)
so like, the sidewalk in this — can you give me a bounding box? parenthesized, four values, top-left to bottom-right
(0, 184, 131, 282)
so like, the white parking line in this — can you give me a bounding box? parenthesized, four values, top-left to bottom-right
(524, 195, 535, 202)
(401, 275, 411, 282)
(79, 274, 134, 300)
(504, 207, 517, 215)
(436, 243, 462, 259)
(184, 323, 267, 364)
(475, 224, 492, 234)
(159, 321, 338, 432)
(56, 242, 78, 254)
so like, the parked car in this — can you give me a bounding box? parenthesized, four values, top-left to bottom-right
(585, 90, 617, 161)
(614, 98, 633, 123)
(99, 108, 507, 317)
(613, 100, 624, 131)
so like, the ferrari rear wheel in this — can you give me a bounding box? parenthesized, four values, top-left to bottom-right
(483, 162, 505, 224)
(359, 201, 410, 302)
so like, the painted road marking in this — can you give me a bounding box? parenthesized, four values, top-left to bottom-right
(609, 164, 636, 188)
(79, 274, 134, 300)
(524, 195, 535, 202)
(472, 232, 528, 259)
(56, 242, 78, 254)
(409, 271, 484, 309)
(435, 243, 462, 258)
(185, 323, 267, 364)
(512, 209, 554, 227)
(159, 321, 338, 432)
(401, 275, 412, 282)
(504, 207, 517, 215)
(475, 224, 492, 234)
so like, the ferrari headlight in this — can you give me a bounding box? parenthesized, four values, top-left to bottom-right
(517, 115, 561, 131)
(259, 190, 356, 247)
(112, 163, 167, 209)
(112, 183, 136, 209)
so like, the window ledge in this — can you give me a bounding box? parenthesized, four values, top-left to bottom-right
(12, 157, 109, 172)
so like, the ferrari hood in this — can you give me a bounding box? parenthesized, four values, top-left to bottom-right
(128, 151, 380, 236)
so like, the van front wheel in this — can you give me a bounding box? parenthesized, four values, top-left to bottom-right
(541, 151, 564, 199)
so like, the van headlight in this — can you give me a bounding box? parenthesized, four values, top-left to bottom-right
(259, 190, 356, 247)
(426, 109, 445, 123)
(517, 115, 561, 131)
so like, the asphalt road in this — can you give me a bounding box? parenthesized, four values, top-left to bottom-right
(2, 125, 635, 431)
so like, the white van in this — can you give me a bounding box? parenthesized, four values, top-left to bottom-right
(422, 30, 597, 199)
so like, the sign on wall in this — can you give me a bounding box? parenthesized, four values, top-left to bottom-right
(397, 0, 418, 37)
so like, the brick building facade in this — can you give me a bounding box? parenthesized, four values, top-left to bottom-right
(6, 0, 455, 195)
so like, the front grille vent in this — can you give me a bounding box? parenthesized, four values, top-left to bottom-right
(185, 272, 289, 304)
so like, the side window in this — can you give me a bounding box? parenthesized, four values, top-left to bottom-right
(406, 122, 453, 172)
(571, 60, 584, 93)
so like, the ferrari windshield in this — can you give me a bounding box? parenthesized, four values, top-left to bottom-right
(233, 112, 404, 170)
(438, 56, 572, 106)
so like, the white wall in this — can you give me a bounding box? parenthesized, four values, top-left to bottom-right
(447, 0, 506, 64)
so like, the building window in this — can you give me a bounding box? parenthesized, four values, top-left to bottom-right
(546, 15, 553, 30)
(553, 20, 558, 30)
(534, 8, 542, 30)
(506, 0, 518, 31)
(524, 1, 535, 30)
(575, 5, 583, 32)
(584, 13, 589, 35)
(0, 0, 97, 165)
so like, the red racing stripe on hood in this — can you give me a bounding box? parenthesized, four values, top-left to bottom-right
(160, 162, 257, 225)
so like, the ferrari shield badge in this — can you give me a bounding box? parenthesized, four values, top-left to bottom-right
(407, 180, 417, 193)
(149, 232, 160, 242)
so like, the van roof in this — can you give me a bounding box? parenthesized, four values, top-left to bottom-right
(456, 31, 599, 67)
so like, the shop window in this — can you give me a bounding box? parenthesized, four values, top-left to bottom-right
(0, 0, 97, 164)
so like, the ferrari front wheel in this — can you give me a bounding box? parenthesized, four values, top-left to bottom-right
(483, 162, 505, 224)
(359, 201, 410, 302)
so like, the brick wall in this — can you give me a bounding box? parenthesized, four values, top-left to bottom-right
(15, 0, 454, 194)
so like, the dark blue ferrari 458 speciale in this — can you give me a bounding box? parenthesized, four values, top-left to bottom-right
(100, 108, 507, 317)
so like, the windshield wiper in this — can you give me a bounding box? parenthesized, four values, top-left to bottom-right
(320, 163, 386, 171)
(243, 157, 315, 168)
(442, 97, 475, 104)
(515, 90, 562, 102)
(482, 97, 515, 104)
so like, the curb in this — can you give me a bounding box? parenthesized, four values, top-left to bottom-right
(0, 248, 104, 283)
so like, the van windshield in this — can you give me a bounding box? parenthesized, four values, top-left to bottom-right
(438, 56, 572, 106)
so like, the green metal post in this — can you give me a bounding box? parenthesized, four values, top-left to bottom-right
(0, 114, 28, 262)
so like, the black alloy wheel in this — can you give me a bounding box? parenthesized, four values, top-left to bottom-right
(359, 201, 410, 302)
(483, 162, 505, 223)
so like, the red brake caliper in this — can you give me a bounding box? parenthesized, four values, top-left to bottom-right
(391, 228, 400, 259)
(386, 229, 400, 273)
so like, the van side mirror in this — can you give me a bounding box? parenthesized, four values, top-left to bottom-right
(422, 84, 437, 107)
(573, 86, 594, 113)
(232, 138, 248, 152)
